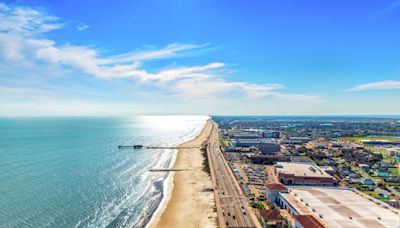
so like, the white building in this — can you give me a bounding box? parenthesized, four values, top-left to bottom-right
(277, 186, 400, 227)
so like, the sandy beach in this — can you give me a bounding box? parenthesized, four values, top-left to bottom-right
(148, 120, 217, 228)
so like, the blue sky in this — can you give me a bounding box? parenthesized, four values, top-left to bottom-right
(0, 0, 399, 115)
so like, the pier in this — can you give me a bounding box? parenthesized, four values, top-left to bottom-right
(118, 145, 199, 149)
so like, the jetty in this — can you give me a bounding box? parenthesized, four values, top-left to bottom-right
(148, 168, 186, 172)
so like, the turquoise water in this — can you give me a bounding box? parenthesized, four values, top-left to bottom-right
(0, 116, 208, 228)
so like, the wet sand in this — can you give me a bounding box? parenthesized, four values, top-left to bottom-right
(148, 120, 216, 228)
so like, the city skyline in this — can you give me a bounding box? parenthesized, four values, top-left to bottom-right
(1, 0, 400, 116)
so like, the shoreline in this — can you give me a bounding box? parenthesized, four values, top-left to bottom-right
(147, 119, 216, 228)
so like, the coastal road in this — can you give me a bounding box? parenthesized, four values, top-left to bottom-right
(208, 121, 257, 228)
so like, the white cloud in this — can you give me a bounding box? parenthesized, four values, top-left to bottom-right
(0, 2, 321, 116)
(76, 23, 89, 31)
(349, 80, 400, 91)
(172, 79, 279, 99)
(0, 4, 211, 81)
(109, 43, 209, 63)
(169, 78, 321, 103)
(0, 3, 61, 36)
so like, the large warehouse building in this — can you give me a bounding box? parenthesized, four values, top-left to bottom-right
(275, 186, 400, 227)
(275, 162, 338, 186)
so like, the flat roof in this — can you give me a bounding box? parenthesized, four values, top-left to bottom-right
(236, 138, 275, 143)
(282, 186, 400, 227)
(276, 162, 333, 178)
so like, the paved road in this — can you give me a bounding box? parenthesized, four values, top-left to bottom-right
(208, 121, 257, 228)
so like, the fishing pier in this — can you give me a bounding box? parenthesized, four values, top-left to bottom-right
(118, 145, 199, 149)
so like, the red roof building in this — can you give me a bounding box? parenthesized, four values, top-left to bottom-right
(265, 183, 289, 204)
(258, 209, 283, 228)
(294, 215, 325, 228)
(266, 183, 288, 191)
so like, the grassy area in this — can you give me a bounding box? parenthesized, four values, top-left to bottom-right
(386, 182, 400, 187)
(307, 156, 317, 164)
(350, 184, 361, 189)
(201, 145, 210, 174)
(364, 191, 379, 197)
(375, 197, 390, 203)
(218, 136, 223, 146)
(388, 168, 400, 175)
(339, 136, 400, 143)
(218, 135, 232, 147)
(250, 201, 265, 210)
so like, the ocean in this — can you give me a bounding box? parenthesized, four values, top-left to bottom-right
(0, 116, 209, 228)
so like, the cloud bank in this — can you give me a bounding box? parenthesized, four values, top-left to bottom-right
(0, 3, 321, 115)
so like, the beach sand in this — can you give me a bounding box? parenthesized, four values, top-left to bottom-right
(148, 120, 217, 228)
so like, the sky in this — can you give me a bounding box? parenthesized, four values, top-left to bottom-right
(0, 0, 399, 116)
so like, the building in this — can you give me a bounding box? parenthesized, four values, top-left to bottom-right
(294, 215, 325, 228)
(360, 178, 375, 186)
(280, 139, 305, 145)
(307, 142, 326, 150)
(250, 155, 290, 165)
(225, 146, 258, 153)
(257, 142, 281, 154)
(358, 164, 370, 171)
(275, 162, 338, 186)
(234, 139, 280, 154)
(278, 186, 400, 227)
(235, 138, 262, 147)
(385, 147, 400, 156)
(232, 132, 260, 139)
(262, 130, 280, 138)
(374, 171, 400, 182)
(258, 209, 283, 228)
(265, 183, 288, 203)
(319, 166, 335, 175)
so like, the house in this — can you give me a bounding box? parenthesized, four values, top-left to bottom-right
(374, 171, 400, 182)
(359, 164, 370, 171)
(360, 178, 375, 186)
(320, 166, 335, 175)
(258, 209, 283, 228)
(388, 198, 399, 208)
